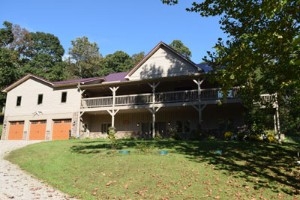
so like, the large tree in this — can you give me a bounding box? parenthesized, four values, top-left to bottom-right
(0, 21, 13, 47)
(0, 22, 20, 108)
(101, 51, 133, 74)
(68, 36, 102, 78)
(21, 31, 65, 80)
(169, 40, 192, 59)
(163, 0, 300, 133)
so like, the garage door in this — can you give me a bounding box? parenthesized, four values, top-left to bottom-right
(8, 121, 24, 140)
(52, 119, 71, 140)
(29, 120, 46, 140)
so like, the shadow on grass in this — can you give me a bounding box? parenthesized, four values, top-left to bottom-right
(70, 138, 300, 195)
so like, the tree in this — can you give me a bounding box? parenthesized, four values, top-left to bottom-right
(0, 21, 20, 108)
(0, 48, 20, 108)
(0, 21, 13, 47)
(68, 36, 102, 78)
(131, 52, 145, 66)
(101, 51, 132, 74)
(169, 40, 192, 59)
(163, 0, 300, 134)
(20, 31, 65, 80)
(7, 24, 30, 55)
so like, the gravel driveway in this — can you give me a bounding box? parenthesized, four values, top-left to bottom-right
(0, 140, 77, 200)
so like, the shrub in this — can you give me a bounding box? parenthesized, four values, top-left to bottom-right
(224, 131, 233, 140)
(136, 142, 154, 153)
(265, 130, 277, 143)
(107, 127, 120, 149)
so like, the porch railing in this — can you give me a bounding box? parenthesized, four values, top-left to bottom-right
(81, 87, 240, 109)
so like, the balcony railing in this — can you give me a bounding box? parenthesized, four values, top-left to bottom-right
(81, 87, 240, 109)
(257, 93, 278, 108)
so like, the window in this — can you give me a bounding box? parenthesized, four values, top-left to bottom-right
(101, 123, 111, 134)
(16, 96, 22, 106)
(37, 94, 43, 105)
(61, 92, 67, 103)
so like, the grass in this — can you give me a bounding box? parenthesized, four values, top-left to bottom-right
(5, 138, 300, 200)
(0, 124, 2, 139)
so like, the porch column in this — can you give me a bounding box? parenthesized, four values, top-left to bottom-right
(193, 79, 204, 128)
(148, 82, 160, 138)
(148, 107, 161, 138)
(108, 87, 119, 128)
(77, 84, 86, 138)
(77, 111, 85, 138)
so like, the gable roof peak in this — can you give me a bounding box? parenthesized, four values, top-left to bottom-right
(126, 41, 202, 79)
(2, 74, 54, 93)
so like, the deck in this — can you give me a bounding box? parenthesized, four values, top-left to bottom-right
(81, 87, 241, 111)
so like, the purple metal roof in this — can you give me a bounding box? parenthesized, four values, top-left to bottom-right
(104, 72, 128, 82)
(52, 77, 104, 86)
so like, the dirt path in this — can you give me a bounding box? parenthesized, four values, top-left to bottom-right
(0, 140, 77, 200)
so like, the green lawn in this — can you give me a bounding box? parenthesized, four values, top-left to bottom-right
(5, 139, 300, 200)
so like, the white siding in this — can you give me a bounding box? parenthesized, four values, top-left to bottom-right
(4, 79, 81, 116)
(129, 47, 198, 80)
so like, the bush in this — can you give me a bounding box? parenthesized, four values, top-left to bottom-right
(265, 130, 277, 143)
(224, 131, 233, 140)
(107, 127, 120, 149)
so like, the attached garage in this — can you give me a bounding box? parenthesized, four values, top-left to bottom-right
(29, 120, 46, 140)
(8, 121, 24, 140)
(52, 119, 71, 140)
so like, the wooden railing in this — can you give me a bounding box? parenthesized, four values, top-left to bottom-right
(81, 88, 240, 109)
(258, 93, 278, 108)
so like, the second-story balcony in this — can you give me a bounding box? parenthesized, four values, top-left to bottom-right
(81, 87, 240, 110)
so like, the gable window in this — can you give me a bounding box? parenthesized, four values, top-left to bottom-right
(61, 92, 67, 103)
(37, 94, 43, 105)
(16, 96, 22, 106)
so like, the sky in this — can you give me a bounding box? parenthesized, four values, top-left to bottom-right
(1, 0, 226, 63)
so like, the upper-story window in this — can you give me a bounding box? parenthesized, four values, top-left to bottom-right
(37, 94, 43, 105)
(61, 92, 67, 103)
(16, 96, 22, 106)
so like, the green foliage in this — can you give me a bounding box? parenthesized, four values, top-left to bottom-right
(265, 130, 276, 143)
(107, 127, 120, 149)
(169, 39, 192, 59)
(101, 51, 132, 74)
(0, 21, 13, 47)
(135, 142, 154, 153)
(224, 131, 233, 140)
(0, 48, 21, 106)
(163, 0, 300, 134)
(68, 36, 102, 78)
(20, 32, 65, 80)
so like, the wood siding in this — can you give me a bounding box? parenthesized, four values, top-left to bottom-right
(4, 79, 81, 116)
(128, 47, 199, 80)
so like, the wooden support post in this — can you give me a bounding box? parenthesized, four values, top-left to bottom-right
(148, 107, 161, 138)
(193, 79, 204, 128)
(148, 82, 160, 138)
(76, 111, 85, 138)
(109, 87, 119, 128)
(273, 93, 281, 142)
(77, 82, 85, 138)
(107, 109, 119, 128)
